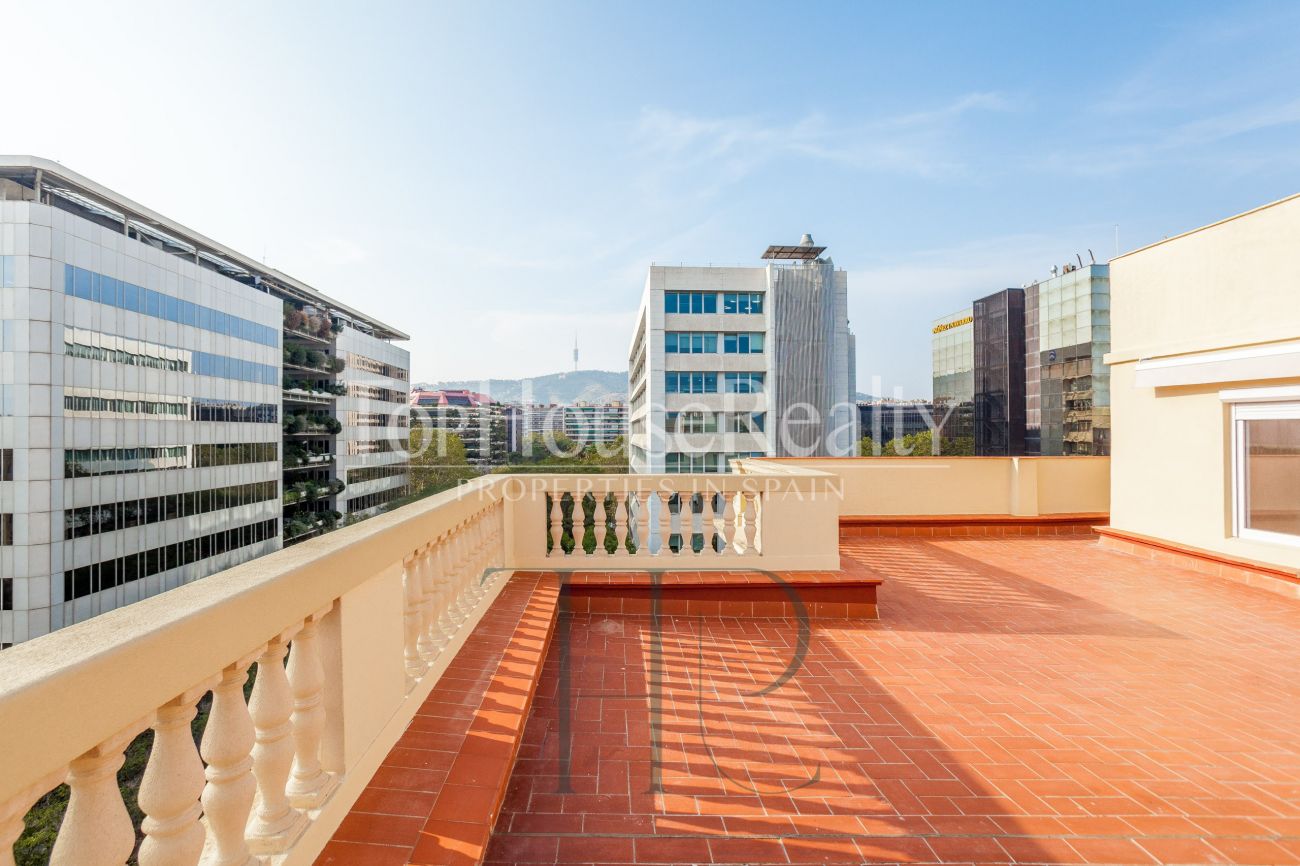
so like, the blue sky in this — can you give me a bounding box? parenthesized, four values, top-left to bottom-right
(9, 1, 1300, 395)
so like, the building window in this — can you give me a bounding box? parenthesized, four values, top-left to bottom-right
(726, 412, 765, 433)
(62, 518, 278, 602)
(64, 481, 278, 540)
(723, 372, 764, 394)
(0, 513, 12, 545)
(1233, 401, 1300, 545)
(63, 264, 278, 347)
(722, 293, 763, 314)
(665, 452, 718, 473)
(664, 292, 717, 314)
(664, 332, 717, 354)
(0, 448, 11, 481)
(666, 412, 718, 434)
(723, 332, 764, 353)
(665, 372, 718, 394)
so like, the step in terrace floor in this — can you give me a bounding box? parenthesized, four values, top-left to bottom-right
(323, 534, 1300, 865)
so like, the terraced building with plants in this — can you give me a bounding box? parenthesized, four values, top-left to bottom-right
(0, 156, 409, 644)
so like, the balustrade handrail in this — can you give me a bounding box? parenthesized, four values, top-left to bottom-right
(0, 463, 844, 865)
(0, 474, 508, 807)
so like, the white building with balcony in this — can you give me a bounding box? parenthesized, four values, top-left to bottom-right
(0, 156, 407, 646)
(627, 234, 857, 472)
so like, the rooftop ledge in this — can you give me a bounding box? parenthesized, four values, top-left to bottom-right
(12, 456, 1296, 865)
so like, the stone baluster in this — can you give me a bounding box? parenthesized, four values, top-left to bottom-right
(447, 525, 471, 624)
(431, 537, 456, 645)
(740, 493, 757, 554)
(613, 494, 629, 556)
(401, 554, 427, 682)
(690, 493, 704, 556)
(635, 491, 652, 556)
(593, 493, 609, 555)
(200, 654, 259, 866)
(547, 493, 561, 556)
(732, 493, 747, 554)
(287, 607, 336, 809)
(751, 492, 763, 554)
(50, 727, 140, 866)
(139, 686, 211, 866)
(247, 633, 308, 853)
(712, 492, 729, 556)
(659, 492, 676, 556)
(415, 546, 438, 662)
(0, 772, 65, 866)
(467, 512, 488, 600)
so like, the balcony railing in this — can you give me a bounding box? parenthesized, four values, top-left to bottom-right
(0, 462, 843, 866)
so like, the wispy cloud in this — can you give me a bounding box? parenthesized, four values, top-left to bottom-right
(631, 92, 1017, 203)
(1042, 5, 1300, 177)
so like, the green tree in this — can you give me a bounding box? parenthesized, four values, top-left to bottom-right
(408, 427, 476, 494)
(497, 435, 627, 473)
(859, 430, 976, 457)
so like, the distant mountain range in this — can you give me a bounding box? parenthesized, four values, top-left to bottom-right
(413, 370, 627, 404)
(413, 371, 878, 405)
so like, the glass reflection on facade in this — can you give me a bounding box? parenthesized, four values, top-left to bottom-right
(1024, 265, 1110, 456)
(1243, 417, 1300, 538)
(973, 289, 1026, 456)
(931, 307, 974, 440)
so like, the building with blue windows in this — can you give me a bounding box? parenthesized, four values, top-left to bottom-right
(0, 157, 408, 646)
(627, 234, 857, 473)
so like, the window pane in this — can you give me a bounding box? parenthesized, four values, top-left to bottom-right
(1245, 418, 1300, 537)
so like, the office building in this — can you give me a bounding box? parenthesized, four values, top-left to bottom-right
(1025, 264, 1111, 455)
(933, 265, 1111, 457)
(930, 307, 975, 442)
(563, 401, 627, 446)
(857, 401, 936, 450)
(627, 234, 856, 473)
(410, 389, 506, 469)
(972, 288, 1026, 456)
(0, 156, 408, 645)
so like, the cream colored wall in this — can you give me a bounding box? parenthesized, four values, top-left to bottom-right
(1109, 193, 1300, 362)
(756, 457, 1109, 518)
(1109, 192, 1300, 570)
(1109, 364, 1300, 570)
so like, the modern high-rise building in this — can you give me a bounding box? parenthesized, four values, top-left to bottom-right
(932, 264, 1111, 457)
(563, 401, 627, 446)
(0, 156, 408, 646)
(972, 288, 1026, 456)
(1025, 264, 1110, 456)
(627, 234, 856, 473)
(931, 307, 975, 442)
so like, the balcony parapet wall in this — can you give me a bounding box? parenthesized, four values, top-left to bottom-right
(0, 464, 845, 866)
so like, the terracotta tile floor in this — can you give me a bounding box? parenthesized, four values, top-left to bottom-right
(486, 536, 1300, 865)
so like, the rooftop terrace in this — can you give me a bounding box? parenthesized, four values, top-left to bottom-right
(321, 533, 1300, 866)
(3, 457, 1297, 866)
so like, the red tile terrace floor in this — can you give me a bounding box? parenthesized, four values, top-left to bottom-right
(325, 535, 1300, 865)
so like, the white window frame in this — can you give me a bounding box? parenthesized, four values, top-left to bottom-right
(1231, 399, 1300, 548)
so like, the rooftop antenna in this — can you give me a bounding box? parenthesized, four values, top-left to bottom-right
(1076, 253, 1084, 269)
(1088, 249, 1096, 264)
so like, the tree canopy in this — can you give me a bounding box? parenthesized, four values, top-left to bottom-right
(859, 430, 975, 457)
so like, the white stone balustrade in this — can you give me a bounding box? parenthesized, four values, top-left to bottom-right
(0, 465, 840, 866)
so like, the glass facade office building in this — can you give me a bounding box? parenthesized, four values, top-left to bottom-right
(1025, 265, 1111, 456)
(0, 157, 408, 646)
(930, 308, 974, 442)
(973, 289, 1026, 456)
